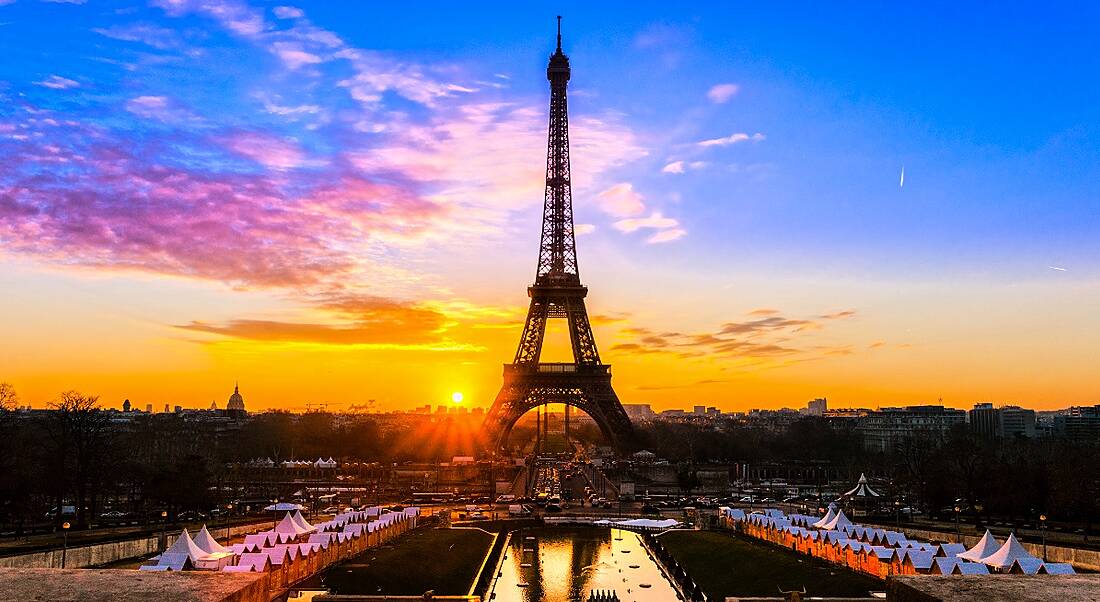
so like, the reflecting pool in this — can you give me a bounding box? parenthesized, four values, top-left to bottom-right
(490, 527, 682, 602)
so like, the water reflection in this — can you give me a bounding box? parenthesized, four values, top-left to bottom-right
(492, 528, 681, 602)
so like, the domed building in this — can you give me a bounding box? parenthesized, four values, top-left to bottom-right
(226, 382, 246, 416)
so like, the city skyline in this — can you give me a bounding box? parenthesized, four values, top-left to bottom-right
(2, 2, 1099, 412)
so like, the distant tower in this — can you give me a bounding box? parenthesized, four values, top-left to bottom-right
(226, 382, 246, 415)
(122, 398, 131, 412)
(209, 400, 218, 411)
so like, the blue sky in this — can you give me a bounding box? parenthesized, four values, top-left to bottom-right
(1, 0, 1098, 410)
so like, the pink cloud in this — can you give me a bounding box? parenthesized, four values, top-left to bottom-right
(597, 183, 646, 217)
(612, 211, 679, 233)
(0, 125, 444, 288)
(646, 228, 686, 244)
(225, 132, 311, 170)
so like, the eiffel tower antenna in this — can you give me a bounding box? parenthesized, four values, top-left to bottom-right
(483, 18, 635, 455)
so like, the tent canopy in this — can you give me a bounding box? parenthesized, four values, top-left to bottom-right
(843, 473, 881, 498)
(957, 529, 1000, 561)
(193, 525, 231, 555)
(980, 533, 1037, 569)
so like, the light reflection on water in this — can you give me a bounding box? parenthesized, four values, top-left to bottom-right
(491, 528, 681, 602)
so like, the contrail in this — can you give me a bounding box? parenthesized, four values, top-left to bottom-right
(899, 167, 905, 188)
(1048, 266, 1067, 272)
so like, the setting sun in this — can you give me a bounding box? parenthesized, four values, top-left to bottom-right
(451, 391, 464, 404)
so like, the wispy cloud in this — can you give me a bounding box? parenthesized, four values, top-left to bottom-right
(613, 211, 679, 233)
(609, 308, 860, 361)
(698, 132, 765, 147)
(707, 83, 739, 103)
(35, 75, 80, 90)
(661, 160, 684, 174)
(94, 23, 180, 49)
(272, 5, 303, 19)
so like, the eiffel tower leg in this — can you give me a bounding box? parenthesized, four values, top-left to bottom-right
(514, 298, 549, 364)
(566, 297, 600, 365)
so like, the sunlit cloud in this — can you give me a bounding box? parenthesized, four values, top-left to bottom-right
(646, 228, 686, 244)
(597, 182, 646, 217)
(661, 161, 684, 174)
(612, 211, 679, 233)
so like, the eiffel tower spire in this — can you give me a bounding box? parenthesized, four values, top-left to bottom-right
(483, 18, 635, 455)
(537, 15, 578, 285)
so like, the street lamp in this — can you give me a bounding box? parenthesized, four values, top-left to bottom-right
(895, 500, 902, 532)
(1039, 514, 1048, 561)
(954, 506, 962, 542)
(60, 521, 70, 568)
(271, 499, 278, 530)
(224, 503, 234, 544)
(160, 511, 168, 552)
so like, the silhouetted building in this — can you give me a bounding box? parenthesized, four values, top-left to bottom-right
(803, 397, 827, 416)
(1054, 405, 1100, 441)
(122, 398, 131, 412)
(857, 405, 966, 452)
(623, 404, 656, 422)
(226, 382, 247, 416)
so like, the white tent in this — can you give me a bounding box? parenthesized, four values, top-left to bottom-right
(813, 506, 837, 528)
(843, 473, 881, 497)
(290, 510, 315, 533)
(274, 512, 312, 536)
(149, 528, 230, 571)
(193, 525, 231, 555)
(979, 533, 1038, 570)
(956, 529, 1000, 561)
(821, 509, 853, 531)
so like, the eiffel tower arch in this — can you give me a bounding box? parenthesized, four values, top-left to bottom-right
(482, 18, 635, 454)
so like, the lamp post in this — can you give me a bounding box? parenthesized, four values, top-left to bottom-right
(160, 511, 168, 552)
(895, 500, 902, 532)
(223, 503, 234, 544)
(60, 521, 70, 568)
(954, 506, 961, 542)
(271, 499, 278, 530)
(1039, 514, 1048, 561)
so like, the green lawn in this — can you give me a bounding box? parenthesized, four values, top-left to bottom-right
(659, 530, 882, 599)
(317, 527, 494, 595)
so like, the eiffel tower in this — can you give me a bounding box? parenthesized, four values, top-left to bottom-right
(482, 18, 635, 454)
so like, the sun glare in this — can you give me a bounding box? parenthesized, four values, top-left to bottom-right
(451, 391, 464, 403)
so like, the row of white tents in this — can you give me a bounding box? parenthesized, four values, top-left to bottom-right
(723, 505, 1076, 577)
(242, 457, 340, 469)
(141, 506, 419, 572)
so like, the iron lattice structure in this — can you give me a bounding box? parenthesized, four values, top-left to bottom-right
(483, 19, 635, 454)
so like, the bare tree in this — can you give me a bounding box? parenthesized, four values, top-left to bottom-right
(45, 392, 114, 528)
(0, 382, 17, 412)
